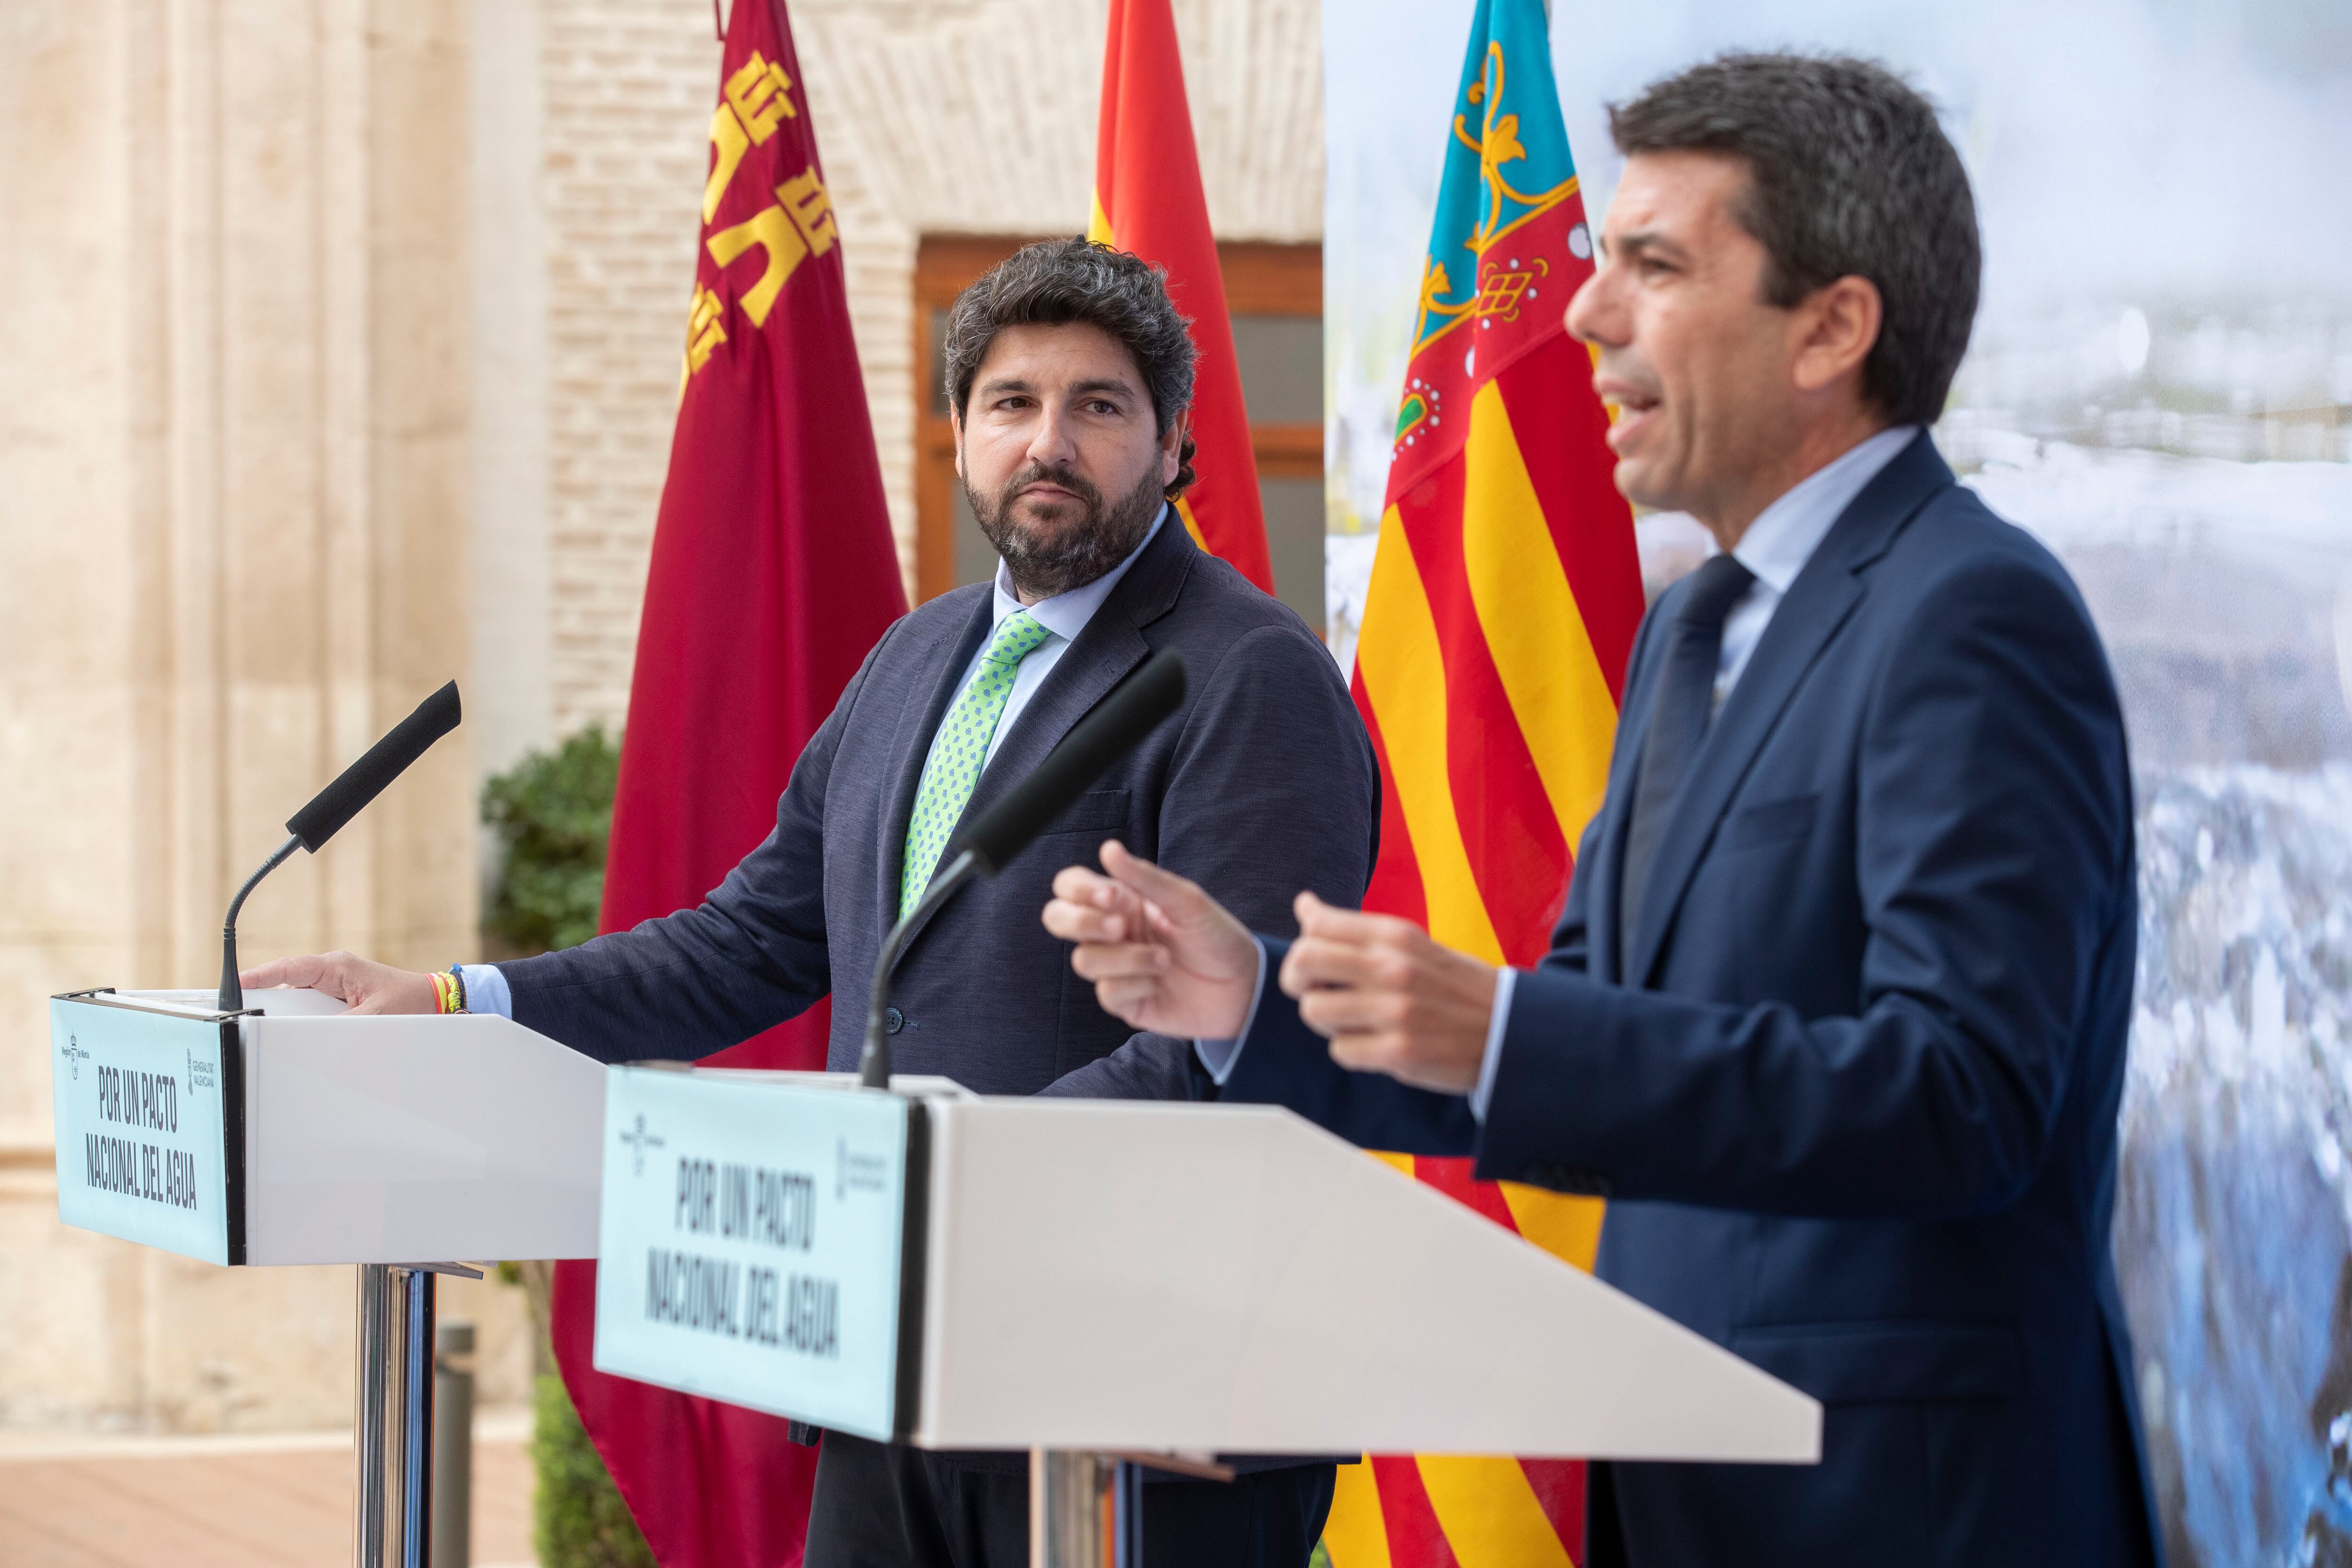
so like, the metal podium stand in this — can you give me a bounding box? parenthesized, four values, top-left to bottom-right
(355, 1261, 487, 1568)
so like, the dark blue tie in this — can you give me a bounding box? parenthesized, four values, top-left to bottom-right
(1618, 552, 1757, 958)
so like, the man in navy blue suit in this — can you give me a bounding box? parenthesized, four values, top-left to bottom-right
(1048, 55, 2163, 1568)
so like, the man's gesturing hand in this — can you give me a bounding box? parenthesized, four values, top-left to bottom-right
(239, 952, 440, 1015)
(1042, 841, 1259, 1039)
(1278, 892, 1499, 1096)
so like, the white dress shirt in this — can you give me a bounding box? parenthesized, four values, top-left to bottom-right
(1200, 428, 1920, 1119)
(462, 505, 1169, 1020)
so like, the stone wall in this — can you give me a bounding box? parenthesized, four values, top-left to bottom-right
(0, 0, 524, 1432)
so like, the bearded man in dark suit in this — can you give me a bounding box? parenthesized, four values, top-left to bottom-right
(247, 238, 1372, 1568)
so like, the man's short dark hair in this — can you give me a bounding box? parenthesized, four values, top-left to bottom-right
(1609, 53, 1979, 427)
(943, 238, 1198, 498)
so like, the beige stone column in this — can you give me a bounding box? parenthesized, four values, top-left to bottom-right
(0, 0, 490, 1432)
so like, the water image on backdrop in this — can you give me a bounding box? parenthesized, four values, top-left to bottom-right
(1324, 3, 2352, 1562)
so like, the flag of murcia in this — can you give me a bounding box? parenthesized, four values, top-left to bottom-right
(548, 3, 905, 1566)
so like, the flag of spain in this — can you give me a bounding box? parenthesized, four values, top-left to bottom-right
(1089, 0, 1275, 592)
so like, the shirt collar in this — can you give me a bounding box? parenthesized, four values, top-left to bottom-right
(1731, 426, 1920, 595)
(990, 503, 1168, 642)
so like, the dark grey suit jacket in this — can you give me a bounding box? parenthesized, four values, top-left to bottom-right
(498, 517, 1378, 1098)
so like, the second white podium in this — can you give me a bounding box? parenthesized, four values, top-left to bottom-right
(591, 1067, 1820, 1465)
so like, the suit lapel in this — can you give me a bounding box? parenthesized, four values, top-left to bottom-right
(1624, 432, 1954, 987)
(876, 590, 995, 939)
(890, 518, 1197, 961)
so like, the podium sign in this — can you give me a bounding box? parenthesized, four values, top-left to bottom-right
(50, 993, 243, 1266)
(592, 1068, 927, 1442)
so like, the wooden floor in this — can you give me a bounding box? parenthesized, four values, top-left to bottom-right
(0, 1428, 534, 1568)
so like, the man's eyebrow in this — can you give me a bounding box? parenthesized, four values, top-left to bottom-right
(974, 374, 1140, 400)
(1608, 229, 1690, 265)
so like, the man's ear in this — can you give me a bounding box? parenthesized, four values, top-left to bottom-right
(1791, 274, 1882, 398)
(950, 406, 965, 481)
(1160, 415, 1184, 487)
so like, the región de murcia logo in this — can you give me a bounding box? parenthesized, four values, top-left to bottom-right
(682, 48, 840, 392)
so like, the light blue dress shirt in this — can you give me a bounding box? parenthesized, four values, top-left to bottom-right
(462, 506, 1170, 1020)
(1198, 428, 1920, 1119)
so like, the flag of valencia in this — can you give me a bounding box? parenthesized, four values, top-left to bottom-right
(1322, 1, 1643, 1564)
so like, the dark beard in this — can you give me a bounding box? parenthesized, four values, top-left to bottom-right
(967, 459, 1164, 600)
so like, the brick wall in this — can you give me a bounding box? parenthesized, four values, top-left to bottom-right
(540, 0, 712, 734)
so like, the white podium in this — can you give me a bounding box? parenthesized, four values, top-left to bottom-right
(592, 1067, 1820, 1565)
(48, 987, 605, 1568)
(49, 994, 1822, 1568)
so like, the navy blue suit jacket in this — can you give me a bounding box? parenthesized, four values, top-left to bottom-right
(1217, 435, 2163, 1566)
(501, 516, 1376, 1096)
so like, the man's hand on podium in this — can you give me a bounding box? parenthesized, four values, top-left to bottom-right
(1044, 842, 1259, 1039)
(1047, 843, 1500, 1095)
(239, 952, 440, 1014)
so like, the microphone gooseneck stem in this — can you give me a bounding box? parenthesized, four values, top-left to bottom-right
(860, 850, 977, 1090)
(219, 833, 303, 1014)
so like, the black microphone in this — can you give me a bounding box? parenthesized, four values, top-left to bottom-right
(218, 681, 464, 1012)
(859, 649, 1187, 1088)
(285, 680, 464, 851)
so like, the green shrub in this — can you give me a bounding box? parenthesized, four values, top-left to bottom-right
(532, 1373, 657, 1568)
(482, 724, 620, 955)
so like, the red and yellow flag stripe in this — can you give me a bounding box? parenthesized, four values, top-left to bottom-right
(1359, 339, 1636, 964)
(1330, 0, 1641, 1562)
(1089, 0, 1274, 590)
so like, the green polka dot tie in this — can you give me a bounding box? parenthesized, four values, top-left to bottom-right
(900, 610, 1054, 917)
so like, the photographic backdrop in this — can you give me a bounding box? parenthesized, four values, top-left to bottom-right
(1322, 3, 2352, 1562)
